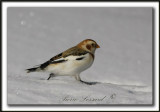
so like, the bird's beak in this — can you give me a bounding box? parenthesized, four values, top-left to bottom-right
(96, 44, 100, 48)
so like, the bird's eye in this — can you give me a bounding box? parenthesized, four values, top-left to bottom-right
(91, 43, 95, 47)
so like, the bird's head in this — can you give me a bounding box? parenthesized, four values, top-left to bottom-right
(77, 39, 100, 54)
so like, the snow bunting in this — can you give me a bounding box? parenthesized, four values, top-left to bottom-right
(26, 39, 100, 84)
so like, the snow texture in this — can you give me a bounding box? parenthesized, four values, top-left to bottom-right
(7, 7, 152, 104)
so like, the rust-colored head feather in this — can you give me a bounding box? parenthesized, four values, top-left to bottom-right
(77, 39, 100, 54)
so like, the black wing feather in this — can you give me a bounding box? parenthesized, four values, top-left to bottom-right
(40, 59, 66, 69)
(76, 57, 85, 60)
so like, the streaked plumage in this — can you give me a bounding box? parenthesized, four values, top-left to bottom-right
(26, 39, 100, 84)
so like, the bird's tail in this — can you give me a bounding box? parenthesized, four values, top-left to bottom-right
(26, 66, 41, 73)
(26, 60, 50, 73)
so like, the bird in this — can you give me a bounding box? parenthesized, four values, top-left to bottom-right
(26, 39, 100, 85)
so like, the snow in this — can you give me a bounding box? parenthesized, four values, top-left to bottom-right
(7, 7, 152, 104)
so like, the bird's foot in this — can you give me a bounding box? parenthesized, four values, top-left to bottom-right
(47, 73, 55, 80)
(80, 80, 98, 85)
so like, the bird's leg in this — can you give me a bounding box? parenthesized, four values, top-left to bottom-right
(75, 74, 81, 81)
(74, 74, 96, 85)
(47, 73, 55, 80)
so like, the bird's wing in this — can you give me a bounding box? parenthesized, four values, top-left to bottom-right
(50, 46, 88, 60)
(40, 46, 89, 69)
(62, 46, 89, 57)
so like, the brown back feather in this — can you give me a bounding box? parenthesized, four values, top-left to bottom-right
(50, 46, 89, 61)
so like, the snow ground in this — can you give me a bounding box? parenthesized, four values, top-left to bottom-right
(7, 7, 152, 104)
